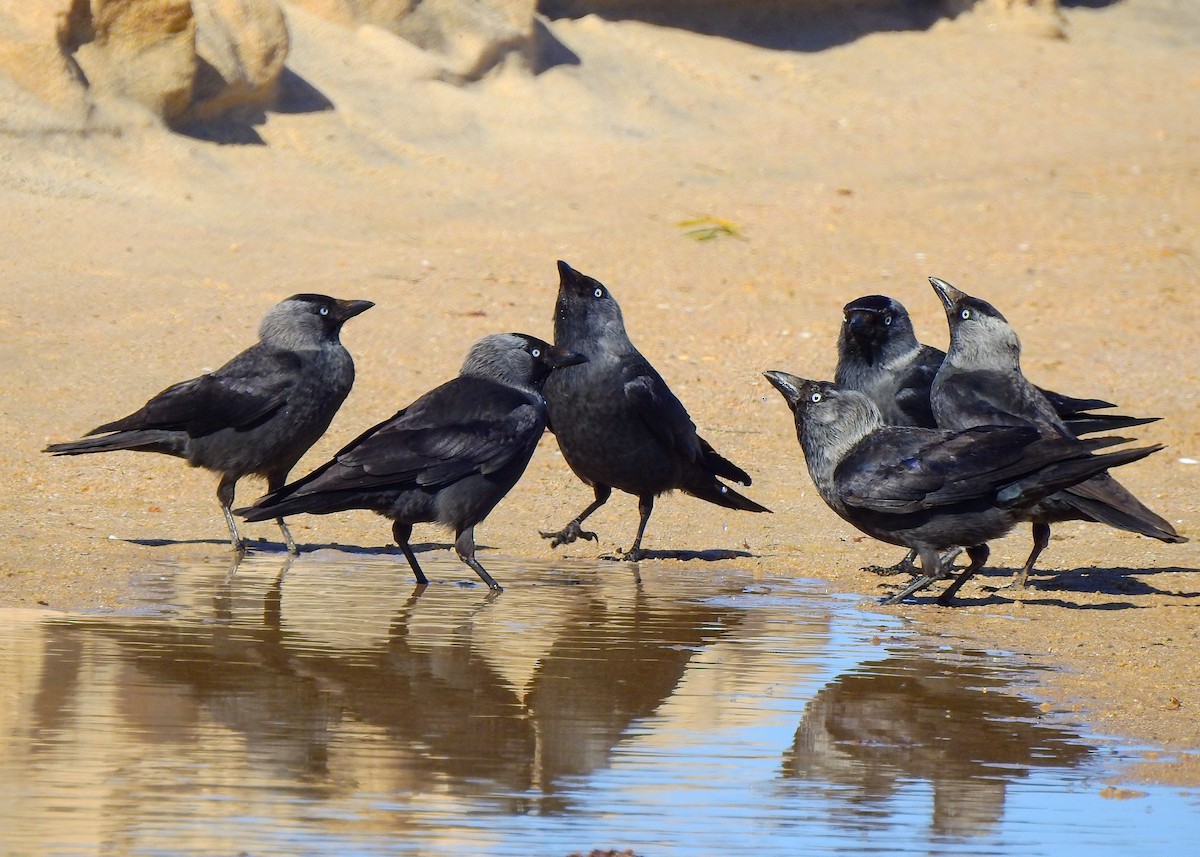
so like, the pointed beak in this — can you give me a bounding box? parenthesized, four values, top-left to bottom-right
(334, 299, 374, 322)
(546, 345, 588, 369)
(929, 277, 965, 312)
(763, 370, 808, 410)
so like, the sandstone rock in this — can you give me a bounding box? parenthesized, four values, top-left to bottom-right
(190, 0, 290, 122)
(288, 0, 538, 81)
(68, 0, 198, 122)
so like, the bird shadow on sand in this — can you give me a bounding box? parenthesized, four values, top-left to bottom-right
(599, 547, 756, 562)
(895, 564, 1200, 610)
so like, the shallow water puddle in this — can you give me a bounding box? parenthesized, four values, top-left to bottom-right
(1, 551, 1195, 855)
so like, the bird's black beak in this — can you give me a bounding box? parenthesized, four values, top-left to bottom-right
(334, 299, 375, 322)
(556, 260, 588, 294)
(929, 277, 965, 313)
(763, 370, 809, 411)
(546, 345, 588, 369)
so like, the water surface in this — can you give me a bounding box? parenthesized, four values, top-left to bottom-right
(0, 551, 1195, 855)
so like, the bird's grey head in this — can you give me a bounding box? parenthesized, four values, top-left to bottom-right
(552, 260, 631, 353)
(837, 294, 919, 368)
(930, 277, 1021, 371)
(763, 371, 883, 476)
(460, 333, 588, 391)
(259, 294, 374, 351)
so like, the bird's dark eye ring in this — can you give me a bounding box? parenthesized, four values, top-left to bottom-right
(531, 348, 541, 358)
(810, 391, 823, 404)
(319, 306, 330, 316)
(593, 288, 603, 298)
(960, 308, 971, 320)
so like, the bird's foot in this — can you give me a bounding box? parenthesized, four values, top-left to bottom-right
(861, 560, 919, 577)
(539, 521, 598, 548)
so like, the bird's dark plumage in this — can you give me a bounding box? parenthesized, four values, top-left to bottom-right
(540, 261, 768, 561)
(928, 276, 1185, 587)
(763, 372, 1163, 605)
(44, 294, 374, 554)
(835, 291, 1161, 577)
(238, 333, 586, 591)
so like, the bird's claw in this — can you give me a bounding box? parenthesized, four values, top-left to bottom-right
(861, 562, 917, 577)
(540, 521, 598, 548)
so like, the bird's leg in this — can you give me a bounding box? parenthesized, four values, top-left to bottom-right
(1007, 522, 1050, 590)
(265, 474, 300, 555)
(936, 544, 990, 607)
(455, 526, 503, 591)
(879, 547, 944, 605)
(620, 494, 655, 562)
(392, 521, 429, 586)
(217, 476, 246, 555)
(275, 518, 299, 555)
(540, 484, 611, 547)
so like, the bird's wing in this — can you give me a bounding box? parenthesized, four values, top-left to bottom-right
(837, 425, 1048, 513)
(89, 348, 300, 437)
(890, 346, 943, 427)
(294, 378, 546, 493)
(620, 353, 705, 461)
(934, 368, 1065, 433)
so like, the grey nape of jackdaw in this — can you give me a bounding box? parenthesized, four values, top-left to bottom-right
(540, 260, 769, 561)
(928, 276, 1186, 588)
(835, 293, 1159, 434)
(763, 372, 1163, 606)
(834, 291, 1161, 576)
(44, 294, 374, 554)
(237, 333, 586, 591)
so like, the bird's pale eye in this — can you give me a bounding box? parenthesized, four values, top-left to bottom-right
(531, 348, 541, 358)
(593, 288, 603, 299)
(883, 314, 893, 326)
(809, 391, 823, 404)
(960, 308, 971, 320)
(319, 306, 330, 316)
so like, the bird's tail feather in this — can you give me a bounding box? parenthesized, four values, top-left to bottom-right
(682, 473, 770, 513)
(44, 430, 182, 457)
(698, 436, 753, 485)
(997, 443, 1163, 510)
(1064, 413, 1160, 437)
(1062, 473, 1186, 542)
(235, 488, 359, 522)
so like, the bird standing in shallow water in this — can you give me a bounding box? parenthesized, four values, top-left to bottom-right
(45, 294, 373, 554)
(540, 260, 769, 561)
(238, 333, 586, 591)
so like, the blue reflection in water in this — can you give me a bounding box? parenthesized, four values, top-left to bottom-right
(0, 551, 1195, 856)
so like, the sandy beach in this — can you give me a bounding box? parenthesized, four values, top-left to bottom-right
(2, 0, 1197, 785)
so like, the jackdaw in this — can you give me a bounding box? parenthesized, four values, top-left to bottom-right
(237, 333, 586, 591)
(540, 261, 769, 561)
(928, 276, 1186, 587)
(836, 293, 1157, 434)
(45, 294, 374, 554)
(763, 371, 1163, 605)
(835, 292, 1158, 575)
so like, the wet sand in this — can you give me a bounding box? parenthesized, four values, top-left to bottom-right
(2, 1, 1197, 784)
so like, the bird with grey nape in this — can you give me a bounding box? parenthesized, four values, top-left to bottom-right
(237, 333, 586, 591)
(44, 294, 373, 554)
(835, 292, 1160, 575)
(928, 276, 1186, 588)
(540, 260, 769, 561)
(763, 371, 1164, 606)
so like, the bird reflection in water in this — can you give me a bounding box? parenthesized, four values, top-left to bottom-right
(780, 651, 1092, 838)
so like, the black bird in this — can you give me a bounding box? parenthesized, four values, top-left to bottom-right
(237, 333, 586, 591)
(928, 276, 1186, 587)
(540, 261, 769, 561)
(836, 294, 1159, 434)
(763, 371, 1163, 606)
(45, 294, 373, 554)
(835, 292, 1159, 576)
